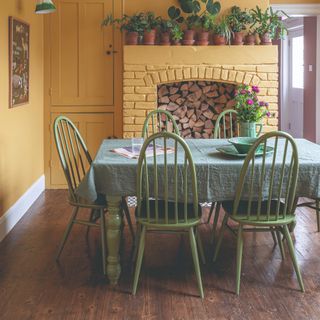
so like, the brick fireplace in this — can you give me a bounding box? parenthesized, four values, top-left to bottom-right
(123, 46, 279, 138)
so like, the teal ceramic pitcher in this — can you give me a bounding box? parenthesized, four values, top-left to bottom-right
(239, 121, 263, 138)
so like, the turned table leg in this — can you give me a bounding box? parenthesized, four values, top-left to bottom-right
(106, 196, 123, 284)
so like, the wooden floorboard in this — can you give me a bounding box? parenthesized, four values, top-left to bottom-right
(0, 190, 319, 320)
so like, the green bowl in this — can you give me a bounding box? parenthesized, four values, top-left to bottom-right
(228, 137, 258, 154)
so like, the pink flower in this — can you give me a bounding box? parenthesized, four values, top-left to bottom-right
(259, 101, 265, 107)
(267, 111, 271, 117)
(252, 86, 260, 93)
(247, 99, 253, 105)
(265, 102, 269, 107)
(240, 89, 247, 95)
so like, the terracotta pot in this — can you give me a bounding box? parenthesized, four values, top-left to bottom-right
(232, 32, 244, 45)
(143, 29, 157, 45)
(197, 31, 209, 46)
(245, 34, 255, 45)
(160, 32, 171, 46)
(182, 29, 195, 46)
(172, 39, 182, 46)
(126, 32, 139, 45)
(260, 32, 272, 45)
(212, 34, 226, 46)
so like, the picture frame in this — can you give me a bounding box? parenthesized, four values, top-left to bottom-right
(9, 16, 30, 108)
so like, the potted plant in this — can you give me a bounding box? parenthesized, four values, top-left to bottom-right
(212, 18, 231, 45)
(141, 12, 159, 45)
(102, 13, 145, 45)
(196, 13, 216, 45)
(158, 18, 175, 45)
(250, 6, 289, 45)
(168, 0, 221, 46)
(226, 6, 252, 45)
(245, 31, 256, 45)
(171, 23, 184, 45)
(235, 85, 270, 137)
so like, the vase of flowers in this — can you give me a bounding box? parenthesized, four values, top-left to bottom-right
(234, 85, 270, 137)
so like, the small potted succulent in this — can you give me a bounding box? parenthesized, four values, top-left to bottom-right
(234, 84, 270, 137)
(158, 18, 175, 46)
(102, 13, 145, 45)
(196, 13, 216, 45)
(141, 12, 160, 45)
(250, 6, 289, 45)
(171, 24, 184, 45)
(226, 6, 253, 45)
(212, 18, 232, 45)
(168, 0, 221, 46)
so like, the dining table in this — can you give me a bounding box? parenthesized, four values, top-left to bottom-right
(76, 138, 320, 284)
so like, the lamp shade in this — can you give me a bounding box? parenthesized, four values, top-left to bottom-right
(35, 0, 56, 14)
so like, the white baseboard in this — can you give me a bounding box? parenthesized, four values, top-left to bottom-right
(0, 175, 45, 242)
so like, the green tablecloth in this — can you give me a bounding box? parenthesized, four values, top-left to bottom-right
(77, 139, 320, 203)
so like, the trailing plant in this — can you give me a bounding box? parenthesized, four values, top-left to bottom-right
(235, 85, 270, 122)
(250, 6, 289, 40)
(226, 6, 253, 33)
(158, 18, 175, 33)
(102, 13, 145, 35)
(212, 18, 232, 43)
(197, 12, 216, 31)
(171, 24, 184, 41)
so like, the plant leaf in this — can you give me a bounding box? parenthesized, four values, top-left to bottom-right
(193, 1, 201, 14)
(168, 6, 181, 20)
(207, 0, 221, 15)
(179, 0, 195, 14)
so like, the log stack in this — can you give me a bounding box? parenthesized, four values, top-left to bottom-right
(158, 81, 236, 139)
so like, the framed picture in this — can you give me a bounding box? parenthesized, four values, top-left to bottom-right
(9, 16, 30, 108)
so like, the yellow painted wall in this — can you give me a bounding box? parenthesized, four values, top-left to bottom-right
(123, 0, 269, 16)
(0, 0, 44, 216)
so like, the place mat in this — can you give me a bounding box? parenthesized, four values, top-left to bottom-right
(112, 145, 174, 159)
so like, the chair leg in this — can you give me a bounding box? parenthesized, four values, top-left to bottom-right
(100, 209, 107, 276)
(210, 202, 221, 244)
(86, 209, 96, 239)
(283, 225, 305, 292)
(316, 199, 320, 232)
(132, 226, 146, 295)
(195, 228, 206, 265)
(236, 224, 244, 295)
(122, 197, 135, 241)
(56, 206, 79, 261)
(132, 223, 142, 263)
(207, 202, 215, 224)
(189, 227, 204, 299)
(271, 228, 277, 245)
(276, 228, 285, 260)
(213, 214, 228, 262)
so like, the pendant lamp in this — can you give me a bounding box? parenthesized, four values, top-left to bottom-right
(35, 0, 56, 14)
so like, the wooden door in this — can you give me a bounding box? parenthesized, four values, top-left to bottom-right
(45, 0, 122, 188)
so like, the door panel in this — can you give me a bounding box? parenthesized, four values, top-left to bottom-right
(51, 113, 114, 186)
(51, 0, 114, 106)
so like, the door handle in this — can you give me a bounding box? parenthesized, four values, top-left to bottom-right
(106, 50, 118, 55)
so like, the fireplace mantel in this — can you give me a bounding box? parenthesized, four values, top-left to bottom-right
(122, 46, 279, 138)
(124, 46, 278, 66)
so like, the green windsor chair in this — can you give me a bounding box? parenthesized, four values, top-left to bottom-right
(213, 131, 304, 295)
(133, 131, 205, 298)
(53, 115, 134, 275)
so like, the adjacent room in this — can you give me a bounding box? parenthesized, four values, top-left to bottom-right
(0, 0, 320, 319)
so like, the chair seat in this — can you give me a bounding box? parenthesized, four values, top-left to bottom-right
(222, 200, 295, 225)
(135, 199, 202, 226)
(69, 193, 108, 209)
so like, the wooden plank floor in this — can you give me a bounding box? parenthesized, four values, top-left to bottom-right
(0, 190, 319, 320)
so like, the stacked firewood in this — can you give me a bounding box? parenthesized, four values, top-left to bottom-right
(158, 81, 236, 138)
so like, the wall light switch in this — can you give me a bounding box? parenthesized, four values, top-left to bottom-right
(309, 65, 313, 72)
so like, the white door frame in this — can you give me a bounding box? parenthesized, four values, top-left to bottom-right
(271, 4, 320, 142)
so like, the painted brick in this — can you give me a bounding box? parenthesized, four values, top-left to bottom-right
(228, 70, 237, 82)
(222, 65, 234, 70)
(135, 72, 146, 79)
(257, 65, 278, 73)
(251, 75, 260, 86)
(124, 79, 145, 86)
(263, 95, 278, 103)
(198, 66, 206, 79)
(147, 65, 167, 71)
(205, 68, 213, 79)
(235, 65, 257, 72)
(147, 94, 157, 102)
(243, 74, 252, 85)
(268, 73, 278, 81)
(123, 87, 134, 94)
(150, 72, 160, 84)
(124, 109, 146, 117)
(268, 88, 278, 96)
(267, 118, 278, 126)
(135, 87, 156, 94)
(123, 94, 146, 102)
(124, 117, 135, 124)
(259, 73, 268, 80)
(124, 65, 146, 71)
(221, 69, 228, 81)
(235, 71, 245, 83)
(213, 68, 221, 80)
(268, 103, 278, 111)
(124, 72, 135, 79)
(263, 126, 277, 133)
(175, 69, 183, 80)
(135, 117, 147, 125)
(167, 69, 176, 81)
(259, 81, 278, 88)
(123, 132, 134, 138)
(135, 102, 156, 109)
(191, 66, 198, 79)
(124, 124, 142, 132)
(123, 102, 135, 109)
(160, 70, 168, 82)
(144, 75, 154, 86)
(183, 68, 191, 80)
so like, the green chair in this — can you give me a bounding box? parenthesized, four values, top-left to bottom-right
(133, 132, 204, 298)
(213, 131, 305, 295)
(208, 110, 239, 238)
(142, 109, 180, 138)
(53, 115, 134, 275)
(296, 199, 320, 232)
